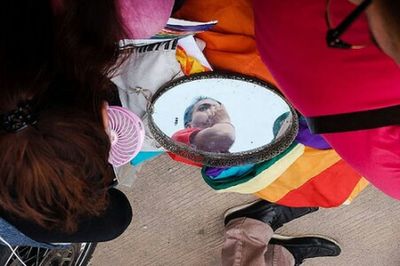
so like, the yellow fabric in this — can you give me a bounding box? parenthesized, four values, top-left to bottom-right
(254, 147, 341, 202)
(176, 45, 210, 75)
(343, 178, 369, 204)
(218, 144, 305, 193)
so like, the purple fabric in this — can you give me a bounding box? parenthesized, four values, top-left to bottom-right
(296, 116, 330, 149)
(205, 167, 228, 177)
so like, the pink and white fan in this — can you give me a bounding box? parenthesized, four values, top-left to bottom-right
(107, 106, 145, 167)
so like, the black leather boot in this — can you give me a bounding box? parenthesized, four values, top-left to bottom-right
(224, 200, 318, 230)
(270, 234, 341, 265)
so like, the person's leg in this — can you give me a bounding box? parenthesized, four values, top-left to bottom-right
(265, 237, 296, 266)
(222, 217, 295, 266)
(221, 200, 341, 266)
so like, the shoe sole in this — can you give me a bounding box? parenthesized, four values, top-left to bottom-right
(272, 233, 341, 247)
(223, 199, 262, 219)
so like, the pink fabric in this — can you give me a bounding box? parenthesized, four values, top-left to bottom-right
(324, 127, 400, 199)
(118, 0, 174, 39)
(253, 0, 400, 199)
(253, 0, 400, 117)
(50, 0, 173, 39)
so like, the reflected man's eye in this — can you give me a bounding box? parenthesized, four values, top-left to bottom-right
(197, 104, 211, 112)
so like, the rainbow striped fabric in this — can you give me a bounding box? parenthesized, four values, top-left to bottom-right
(202, 142, 368, 208)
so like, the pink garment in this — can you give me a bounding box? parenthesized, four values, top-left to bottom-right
(324, 127, 400, 199)
(254, 0, 400, 117)
(253, 0, 400, 199)
(118, 0, 174, 39)
(51, 0, 173, 39)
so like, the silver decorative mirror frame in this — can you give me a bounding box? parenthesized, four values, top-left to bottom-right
(148, 72, 299, 167)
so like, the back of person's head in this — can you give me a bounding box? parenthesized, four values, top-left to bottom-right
(0, 91, 113, 233)
(0, 0, 128, 233)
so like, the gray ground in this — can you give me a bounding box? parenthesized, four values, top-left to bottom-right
(90, 155, 400, 266)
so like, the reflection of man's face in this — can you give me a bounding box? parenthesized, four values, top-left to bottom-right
(190, 99, 229, 129)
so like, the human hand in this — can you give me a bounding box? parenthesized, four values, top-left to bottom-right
(211, 104, 231, 125)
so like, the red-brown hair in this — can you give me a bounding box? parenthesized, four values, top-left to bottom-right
(0, 103, 113, 233)
(0, 0, 129, 232)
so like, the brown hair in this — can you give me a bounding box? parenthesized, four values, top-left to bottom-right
(0, 102, 113, 233)
(375, 0, 400, 50)
(54, 0, 129, 91)
(0, 0, 129, 233)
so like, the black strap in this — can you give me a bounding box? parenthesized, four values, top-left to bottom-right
(305, 104, 400, 134)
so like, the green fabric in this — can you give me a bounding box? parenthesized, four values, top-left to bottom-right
(273, 112, 290, 137)
(201, 142, 299, 190)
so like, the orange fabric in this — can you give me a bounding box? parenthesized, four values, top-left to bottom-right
(276, 160, 362, 207)
(174, 0, 276, 84)
(254, 147, 341, 202)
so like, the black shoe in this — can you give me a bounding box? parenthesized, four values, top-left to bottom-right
(224, 200, 318, 231)
(270, 234, 341, 265)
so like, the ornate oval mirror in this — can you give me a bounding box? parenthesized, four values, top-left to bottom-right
(148, 72, 298, 166)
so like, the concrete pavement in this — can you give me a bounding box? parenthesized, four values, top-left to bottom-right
(91, 155, 400, 266)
